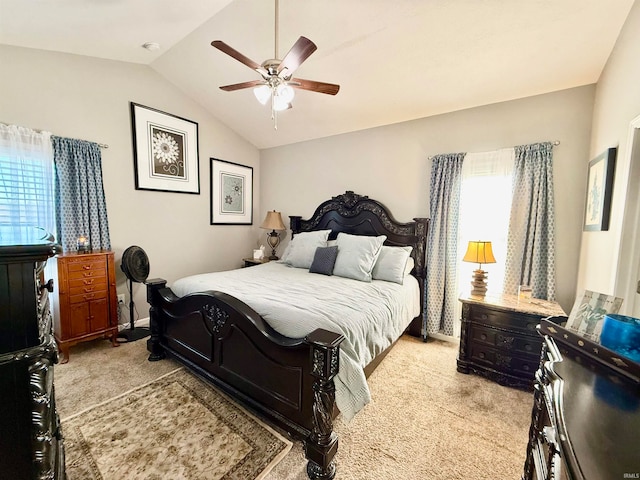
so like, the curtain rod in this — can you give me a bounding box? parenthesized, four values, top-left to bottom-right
(427, 140, 560, 160)
(1, 122, 109, 149)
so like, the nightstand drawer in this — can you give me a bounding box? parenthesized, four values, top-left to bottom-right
(468, 343, 539, 378)
(470, 325, 542, 358)
(468, 304, 539, 334)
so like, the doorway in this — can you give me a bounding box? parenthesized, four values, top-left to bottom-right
(615, 114, 640, 317)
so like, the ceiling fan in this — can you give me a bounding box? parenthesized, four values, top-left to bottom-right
(211, 0, 339, 128)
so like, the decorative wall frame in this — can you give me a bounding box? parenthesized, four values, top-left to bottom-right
(210, 158, 253, 225)
(584, 147, 616, 231)
(130, 102, 200, 194)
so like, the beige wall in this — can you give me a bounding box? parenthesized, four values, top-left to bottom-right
(261, 86, 596, 313)
(0, 45, 261, 323)
(577, 0, 640, 308)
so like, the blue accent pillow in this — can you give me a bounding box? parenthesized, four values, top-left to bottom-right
(309, 246, 339, 276)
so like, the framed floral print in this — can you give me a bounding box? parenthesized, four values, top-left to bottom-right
(584, 147, 616, 231)
(130, 102, 200, 194)
(210, 158, 253, 225)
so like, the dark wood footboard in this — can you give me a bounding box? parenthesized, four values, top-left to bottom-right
(146, 278, 343, 480)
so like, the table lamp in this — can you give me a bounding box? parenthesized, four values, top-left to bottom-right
(462, 240, 496, 297)
(260, 210, 286, 260)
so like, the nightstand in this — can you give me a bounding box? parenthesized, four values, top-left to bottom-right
(242, 257, 271, 267)
(457, 293, 566, 389)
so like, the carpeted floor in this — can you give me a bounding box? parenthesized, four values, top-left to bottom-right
(55, 336, 534, 479)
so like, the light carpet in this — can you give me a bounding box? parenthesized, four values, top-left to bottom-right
(56, 336, 534, 479)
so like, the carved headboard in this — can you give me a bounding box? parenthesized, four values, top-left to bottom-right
(289, 191, 429, 281)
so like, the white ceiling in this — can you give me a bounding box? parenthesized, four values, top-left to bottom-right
(0, 0, 635, 149)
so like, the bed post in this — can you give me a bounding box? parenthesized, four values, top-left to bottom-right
(413, 217, 430, 341)
(146, 278, 167, 362)
(304, 329, 344, 480)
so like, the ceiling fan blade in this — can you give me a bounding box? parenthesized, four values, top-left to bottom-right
(277, 36, 317, 76)
(219, 80, 265, 92)
(289, 78, 340, 95)
(211, 40, 268, 76)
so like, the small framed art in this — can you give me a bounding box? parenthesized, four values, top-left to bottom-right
(584, 147, 616, 231)
(130, 102, 200, 194)
(210, 158, 253, 225)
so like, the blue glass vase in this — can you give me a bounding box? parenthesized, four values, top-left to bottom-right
(600, 314, 640, 363)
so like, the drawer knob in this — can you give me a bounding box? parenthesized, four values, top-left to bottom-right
(83, 265, 91, 270)
(40, 279, 54, 293)
(479, 352, 486, 359)
(481, 314, 488, 320)
(525, 344, 532, 351)
(480, 333, 487, 340)
(84, 279, 95, 285)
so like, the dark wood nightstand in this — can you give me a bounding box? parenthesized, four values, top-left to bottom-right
(457, 293, 566, 389)
(242, 257, 271, 267)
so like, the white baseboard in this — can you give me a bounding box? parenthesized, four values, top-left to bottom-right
(429, 332, 459, 344)
(117, 317, 150, 332)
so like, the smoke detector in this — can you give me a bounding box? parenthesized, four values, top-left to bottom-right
(142, 42, 161, 51)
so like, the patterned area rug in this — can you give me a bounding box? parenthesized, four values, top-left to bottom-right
(62, 368, 292, 480)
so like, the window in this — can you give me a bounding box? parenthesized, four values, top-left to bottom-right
(0, 125, 56, 244)
(453, 148, 514, 336)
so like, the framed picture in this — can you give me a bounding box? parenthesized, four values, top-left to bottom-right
(565, 290, 623, 343)
(584, 147, 616, 231)
(210, 158, 253, 225)
(130, 102, 200, 194)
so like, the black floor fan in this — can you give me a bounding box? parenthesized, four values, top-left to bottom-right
(118, 245, 151, 342)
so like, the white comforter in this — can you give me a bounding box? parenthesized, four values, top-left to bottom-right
(171, 261, 420, 420)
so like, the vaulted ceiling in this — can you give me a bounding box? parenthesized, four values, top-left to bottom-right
(0, 0, 634, 148)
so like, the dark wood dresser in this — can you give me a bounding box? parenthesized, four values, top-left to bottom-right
(0, 239, 66, 479)
(457, 293, 566, 389)
(523, 320, 640, 480)
(48, 250, 118, 362)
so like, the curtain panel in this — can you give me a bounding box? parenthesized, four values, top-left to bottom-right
(425, 152, 465, 336)
(0, 124, 56, 243)
(504, 142, 557, 301)
(52, 136, 111, 252)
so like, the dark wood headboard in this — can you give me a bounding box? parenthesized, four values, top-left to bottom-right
(289, 191, 429, 282)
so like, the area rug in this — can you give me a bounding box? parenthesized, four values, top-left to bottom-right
(62, 368, 292, 480)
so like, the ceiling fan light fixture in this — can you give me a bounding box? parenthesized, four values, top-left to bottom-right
(276, 84, 295, 103)
(272, 95, 290, 112)
(254, 85, 271, 105)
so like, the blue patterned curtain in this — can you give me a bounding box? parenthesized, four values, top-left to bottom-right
(425, 153, 465, 336)
(504, 142, 556, 301)
(52, 136, 111, 252)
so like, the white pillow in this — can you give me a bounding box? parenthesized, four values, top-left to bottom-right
(333, 233, 386, 282)
(372, 245, 413, 284)
(284, 230, 331, 269)
(278, 241, 292, 263)
(404, 256, 415, 277)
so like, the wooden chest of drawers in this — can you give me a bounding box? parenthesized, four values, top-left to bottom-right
(457, 293, 565, 389)
(49, 250, 119, 362)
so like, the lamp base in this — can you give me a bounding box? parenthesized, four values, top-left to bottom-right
(470, 269, 488, 297)
(266, 230, 281, 261)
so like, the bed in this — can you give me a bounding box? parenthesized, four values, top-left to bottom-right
(145, 191, 429, 480)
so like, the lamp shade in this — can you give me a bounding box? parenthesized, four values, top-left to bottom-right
(260, 210, 286, 231)
(462, 241, 496, 266)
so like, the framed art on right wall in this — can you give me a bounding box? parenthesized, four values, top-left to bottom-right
(584, 147, 616, 231)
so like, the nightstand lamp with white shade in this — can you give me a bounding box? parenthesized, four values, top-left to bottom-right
(462, 240, 496, 297)
(260, 210, 286, 260)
